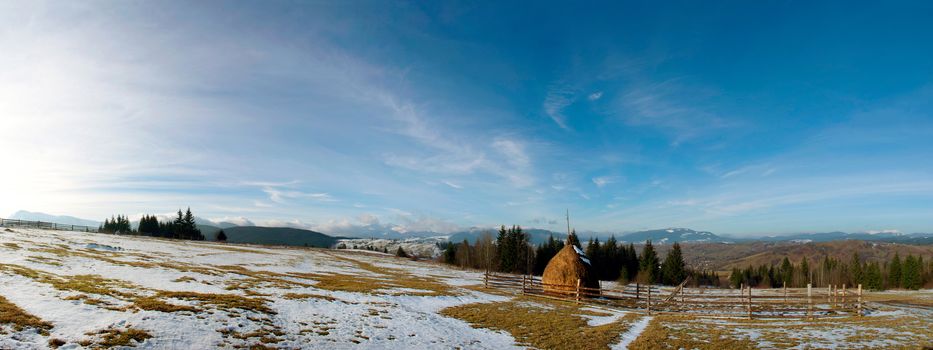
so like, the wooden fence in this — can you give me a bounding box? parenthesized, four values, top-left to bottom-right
(0, 218, 98, 233)
(484, 271, 865, 319)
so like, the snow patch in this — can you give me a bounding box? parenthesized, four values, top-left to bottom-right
(611, 316, 652, 350)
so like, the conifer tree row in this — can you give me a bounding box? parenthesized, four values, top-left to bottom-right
(100, 208, 204, 241)
(441, 229, 710, 287)
(728, 252, 930, 290)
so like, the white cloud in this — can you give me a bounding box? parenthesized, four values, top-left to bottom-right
(492, 139, 530, 168)
(617, 79, 732, 144)
(543, 84, 576, 130)
(380, 97, 534, 187)
(261, 187, 335, 204)
(209, 216, 256, 226)
(588, 91, 603, 101)
(442, 181, 463, 189)
(592, 176, 616, 188)
(358, 213, 380, 225)
(866, 229, 899, 235)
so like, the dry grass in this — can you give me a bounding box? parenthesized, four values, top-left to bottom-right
(88, 327, 152, 349)
(862, 292, 933, 307)
(0, 264, 140, 303)
(0, 294, 53, 334)
(26, 255, 64, 266)
(627, 315, 757, 350)
(2, 242, 20, 250)
(291, 254, 456, 296)
(132, 296, 199, 313)
(282, 292, 338, 302)
(627, 312, 933, 349)
(154, 291, 273, 314)
(0, 262, 279, 317)
(440, 296, 637, 350)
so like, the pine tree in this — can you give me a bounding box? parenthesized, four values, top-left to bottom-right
(216, 230, 227, 242)
(638, 240, 660, 284)
(849, 252, 863, 286)
(903, 255, 922, 290)
(729, 267, 743, 288)
(660, 242, 686, 285)
(888, 253, 902, 289)
(585, 238, 601, 279)
(799, 256, 811, 286)
(603, 235, 620, 281)
(864, 261, 883, 290)
(443, 242, 457, 265)
(395, 246, 408, 258)
(779, 257, 794, 285)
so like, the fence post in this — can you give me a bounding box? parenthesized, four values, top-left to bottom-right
(783, 281, 787, 305)
(832, 285, 837, 308)
(807, 283, 813, 320)
(575, 279, 581, 303)
(521, 275, 527, 295)
(646, 286, 652, 315)
(857, 284, 862, 316)
(484, 270, 488, 289)
(635, 283, 640, 300)
(747, 286, 753, 320)
(842, 284, 847, 309)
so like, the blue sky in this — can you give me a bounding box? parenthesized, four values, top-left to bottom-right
(1, 1, 932, 236)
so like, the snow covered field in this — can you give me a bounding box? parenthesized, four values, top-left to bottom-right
(0, 227, 518, 349)
(1, 227, 931, 349)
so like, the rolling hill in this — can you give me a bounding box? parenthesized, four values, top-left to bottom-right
(9, 210, 100, 227)
(201, 226, 342, 248)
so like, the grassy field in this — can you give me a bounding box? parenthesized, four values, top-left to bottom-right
(1, 227, 931, 349)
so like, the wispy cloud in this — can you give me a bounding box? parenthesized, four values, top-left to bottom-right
(380, 96, 535, 187)
(262, 187, 336, 204)
(442, 180, 463, 189)
(588, 91, 603, 101)
(616, 79, 733, 144)
(592, 176, 617, 188)
(543, 84, 576, 130)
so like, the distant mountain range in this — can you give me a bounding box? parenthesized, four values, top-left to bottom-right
(9, 210, 100, 227)
(8, 210, 933, 246)
(756, 231, 933, 244)
(448, 227, 732, 245)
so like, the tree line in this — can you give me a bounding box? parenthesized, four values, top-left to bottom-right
(728, 252, 932, 290)
(441, 225, 717, 287)
(99, 208, 205, 241)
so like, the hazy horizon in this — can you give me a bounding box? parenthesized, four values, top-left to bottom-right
(2, 2, 933, 236)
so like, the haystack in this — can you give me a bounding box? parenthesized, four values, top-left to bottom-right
(542, 243, 600, 296)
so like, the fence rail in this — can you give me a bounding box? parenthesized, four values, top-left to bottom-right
(0, 218, 98, 233)
(484, 271, 865, 319)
